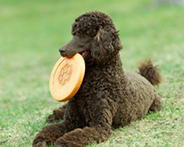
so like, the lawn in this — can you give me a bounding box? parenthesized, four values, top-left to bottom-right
(0, 0, 184, 146)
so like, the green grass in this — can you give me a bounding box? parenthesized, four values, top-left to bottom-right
(0, 0, 184, 146)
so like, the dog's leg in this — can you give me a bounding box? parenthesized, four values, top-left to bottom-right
(46, 103, 68, 123)
(55, 99, 114, 147)
(32, 121, 70, 147)
(149, 95, 162, 112)
(33, 101, 84, 147)
(55, 123, 111, 147)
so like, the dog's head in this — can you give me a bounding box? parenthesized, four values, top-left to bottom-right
(59, 11, 123, 65)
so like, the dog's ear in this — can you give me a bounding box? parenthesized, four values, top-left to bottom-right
(91, 26, 123, 63)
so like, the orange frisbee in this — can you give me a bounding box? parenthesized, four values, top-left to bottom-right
(49, 53, 85, 102)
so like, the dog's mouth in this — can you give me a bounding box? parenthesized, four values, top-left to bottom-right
(79, 50, 88, 58)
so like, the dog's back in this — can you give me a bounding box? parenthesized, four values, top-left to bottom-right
(112, 58, 162, 128)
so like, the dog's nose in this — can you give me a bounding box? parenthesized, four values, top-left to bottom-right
(59, 47, 66, 52)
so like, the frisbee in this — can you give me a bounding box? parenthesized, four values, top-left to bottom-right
(49, 53, 85, 102)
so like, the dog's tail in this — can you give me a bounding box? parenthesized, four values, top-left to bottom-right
(138, 58, 162, 86)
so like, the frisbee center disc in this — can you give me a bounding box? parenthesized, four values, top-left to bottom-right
(58, 62, 73, 86)
(53, 59, 76, 95)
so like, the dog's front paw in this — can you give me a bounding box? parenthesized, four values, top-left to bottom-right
(55, 139, 69, 147)
(55, 144, 68, 147)
(32, 138, 47, 147)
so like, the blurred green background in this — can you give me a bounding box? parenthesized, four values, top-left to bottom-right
(0, 0, 184, 146)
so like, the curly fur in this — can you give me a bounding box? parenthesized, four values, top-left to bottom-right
(138, 58, 162, 86)
(32, 11, 162, 147)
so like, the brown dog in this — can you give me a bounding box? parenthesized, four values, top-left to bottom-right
(33, 11, 162, 147)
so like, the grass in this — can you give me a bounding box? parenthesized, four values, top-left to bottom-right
(0, 0, 184, 146)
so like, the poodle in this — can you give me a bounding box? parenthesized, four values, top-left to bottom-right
(32, 11, 162, 147)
